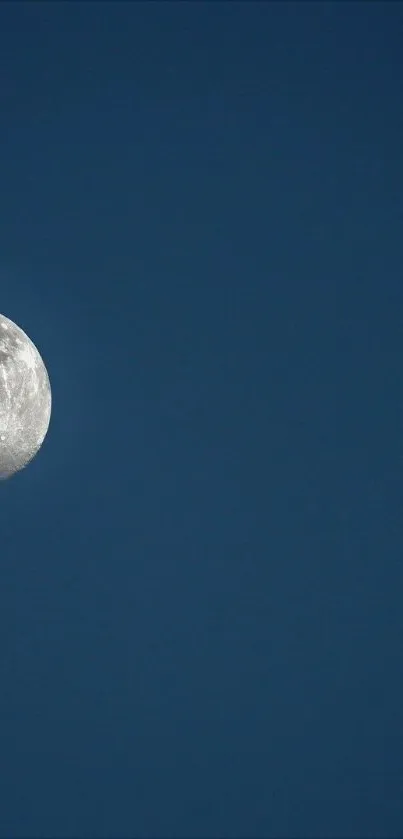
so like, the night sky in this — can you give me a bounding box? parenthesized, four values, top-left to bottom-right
(0, 2, 402, 836)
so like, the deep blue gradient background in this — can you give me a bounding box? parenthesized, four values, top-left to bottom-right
(0, 2, 402, 836)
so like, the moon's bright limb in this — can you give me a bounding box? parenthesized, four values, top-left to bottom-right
(0, 314, 51, 479)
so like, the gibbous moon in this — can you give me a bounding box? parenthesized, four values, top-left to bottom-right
(0, 314, 51, 479)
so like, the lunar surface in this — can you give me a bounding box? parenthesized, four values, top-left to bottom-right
(0, 314, 51, 479)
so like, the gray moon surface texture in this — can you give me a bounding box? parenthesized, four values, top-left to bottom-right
(0, 314, 51, 479)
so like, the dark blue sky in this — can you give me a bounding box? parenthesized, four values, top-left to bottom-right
(0, 2, 402, 836)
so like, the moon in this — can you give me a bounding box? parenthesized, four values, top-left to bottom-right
(0, 314, 51, 479)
